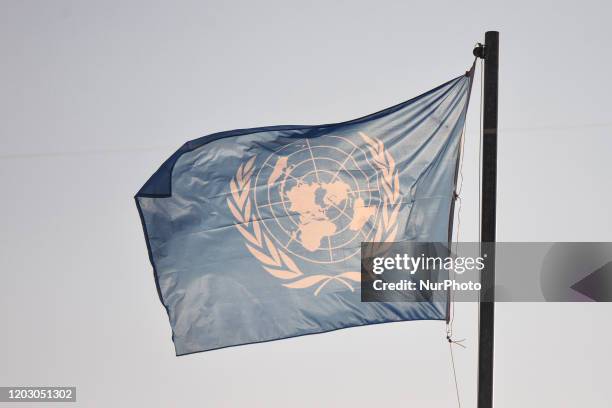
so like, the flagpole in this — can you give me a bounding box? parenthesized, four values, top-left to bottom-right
(474, 30, 499, 408)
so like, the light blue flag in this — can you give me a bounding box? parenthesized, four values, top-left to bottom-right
(136, 69, 474, 355)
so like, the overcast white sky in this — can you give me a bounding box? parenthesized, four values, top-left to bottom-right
(1, 1, 611, 407)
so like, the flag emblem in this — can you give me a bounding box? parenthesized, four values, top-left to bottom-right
(227, 132, 400, 295)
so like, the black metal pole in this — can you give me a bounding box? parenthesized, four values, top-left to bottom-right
(474, 31, 499, 408)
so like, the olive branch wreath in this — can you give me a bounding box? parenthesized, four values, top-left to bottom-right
(226, 132, 400, 296)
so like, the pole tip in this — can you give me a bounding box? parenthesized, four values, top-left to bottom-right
(473, 43, 485, 59)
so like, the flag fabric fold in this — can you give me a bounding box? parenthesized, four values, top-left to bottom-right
(136, 69, 474, 355)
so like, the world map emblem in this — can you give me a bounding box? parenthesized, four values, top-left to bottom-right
(227, 132, 401, 295)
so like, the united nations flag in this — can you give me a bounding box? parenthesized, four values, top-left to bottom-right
(135, 70, 474, 355)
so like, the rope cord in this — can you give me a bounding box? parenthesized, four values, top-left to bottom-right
(445, 58, 477, 408)
(449, 341, 462, 408)
(475, 56, 485, 402)
(446, 56, 484, 408)
(477, 57, 484, 332)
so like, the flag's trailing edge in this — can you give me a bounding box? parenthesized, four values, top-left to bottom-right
(136, 67, 475, 355)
